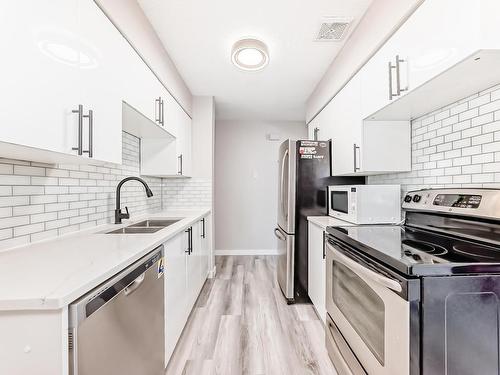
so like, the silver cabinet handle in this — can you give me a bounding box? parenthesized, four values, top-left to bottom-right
(178, 154, 183, 175)
(388, 61, 397, 100)
(124, 273, 145, 296)
(160, 98, 165, 126)
(329, 243, 402, 292)
(83, 109, 93, 158)
(313, 127, 319, 141)
(395, 55, 408, 95)
(353, 144, 360, 172)
(72, 104, 83, 155)
(155, 97, 162, 124)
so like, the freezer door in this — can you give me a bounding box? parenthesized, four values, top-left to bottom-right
(275, 226, 295, 301)
(277, 139, 296, 234)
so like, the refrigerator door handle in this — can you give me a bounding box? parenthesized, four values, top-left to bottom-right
(274, 227, 286, 241)
(281, 149, 289, 221)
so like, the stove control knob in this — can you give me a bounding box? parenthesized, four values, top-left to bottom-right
(404, 195, 412, 203)
(413, 195, 422, 203)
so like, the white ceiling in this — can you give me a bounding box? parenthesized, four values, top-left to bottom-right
(138, 0, 372, 121)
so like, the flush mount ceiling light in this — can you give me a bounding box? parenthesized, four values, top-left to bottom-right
(231, 38, 269, 71)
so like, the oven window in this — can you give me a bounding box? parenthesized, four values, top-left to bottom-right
(331, 191, 348, 214)
(332, 261, 385, 365)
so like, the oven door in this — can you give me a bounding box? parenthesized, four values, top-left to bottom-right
(325, 239, 410, 375)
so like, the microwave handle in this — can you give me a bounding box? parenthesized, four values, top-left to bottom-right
(328, 242, 402, 292)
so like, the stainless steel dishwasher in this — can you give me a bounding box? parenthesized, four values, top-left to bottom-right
(69, 246, 165, 375)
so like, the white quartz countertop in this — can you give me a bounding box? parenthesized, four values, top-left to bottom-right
(307, 216, 356, 230)
(0, 209, 210, 311)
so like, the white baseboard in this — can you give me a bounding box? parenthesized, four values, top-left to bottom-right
(215, 249, 279, 256)
(208, 266, 217, 278)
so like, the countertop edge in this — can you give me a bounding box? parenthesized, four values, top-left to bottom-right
(0, 209, 211, 312)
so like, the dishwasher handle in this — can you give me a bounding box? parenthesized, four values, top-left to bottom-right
(124, 273, 146, 296)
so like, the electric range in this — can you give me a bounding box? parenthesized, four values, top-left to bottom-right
(324, 188, 500, 375)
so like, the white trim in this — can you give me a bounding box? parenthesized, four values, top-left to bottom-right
(215, 249, 279, 256)
(208, 266, 217, 279)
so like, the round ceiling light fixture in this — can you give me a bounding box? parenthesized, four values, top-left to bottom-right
(231, 38, 269, 71)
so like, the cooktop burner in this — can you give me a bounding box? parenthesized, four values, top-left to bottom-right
(402, 239, 448, 256)
(326, 225, 500, 276)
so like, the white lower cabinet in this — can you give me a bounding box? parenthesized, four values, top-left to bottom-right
(164, 215, 210, 365)
(308, 221, 326, 325)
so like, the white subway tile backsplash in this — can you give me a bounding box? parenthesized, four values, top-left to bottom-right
(369, 83, 500, 192)
(0, 131, 211, 250)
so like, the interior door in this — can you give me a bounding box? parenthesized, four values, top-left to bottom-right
(277, 140, 296, 234)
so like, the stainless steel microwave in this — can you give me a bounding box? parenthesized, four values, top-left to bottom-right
(327, 185, 401, 224)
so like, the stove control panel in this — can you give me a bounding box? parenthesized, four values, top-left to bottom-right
(402, 188, 500, 220)
(433, 194, 482, 208)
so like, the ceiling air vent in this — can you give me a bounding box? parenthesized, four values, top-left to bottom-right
(315, 17, 353, 42)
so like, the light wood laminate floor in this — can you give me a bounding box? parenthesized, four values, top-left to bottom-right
(166, 256, 337, 375)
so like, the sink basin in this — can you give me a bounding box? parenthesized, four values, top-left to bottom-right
(106, 227, 164, 234)
(129, 219, 182, 228)
(105, 218, 183, 234)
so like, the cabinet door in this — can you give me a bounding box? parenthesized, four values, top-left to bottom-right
(186, 225, 202, 309)
(176, 108, 192, 177)
(330, 75, 363, 176)
(78, 0, 124, 164)
(164, 232, 188, 363)
(199, 217, 209, 282)
(307, 222, 326, 324)
(393, 0, 481, 94)
(0, 0, 81, 156)
(360, 38, 399, 119)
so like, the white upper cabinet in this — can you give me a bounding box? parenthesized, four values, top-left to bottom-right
(0, 0, 192, 168)
(362, 0, 500, 120)
(0, 0, 82, 158)
(0, 0, 123, 164)
(322, 75, 410, 176)
(78, 0, 126, 164)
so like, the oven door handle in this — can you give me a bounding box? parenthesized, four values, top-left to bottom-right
(330, 244, 402, 292)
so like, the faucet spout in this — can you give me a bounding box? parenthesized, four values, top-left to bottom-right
(115, 177, 154, 224)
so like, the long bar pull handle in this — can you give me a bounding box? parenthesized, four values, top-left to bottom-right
(178, 154, 183, 175)
(388, 60, 398, 100)
(155, 97, 163, 124)
(313, 127, 319, 141)
(396, 55, 408, 96)
(72, 104, 83, 155)
(201, 218, 206, 238)
(160, 98, 165, 126)
(329, 244, 402, 292)
(83, 110, 93, 158)
(353, 144, 360, 172)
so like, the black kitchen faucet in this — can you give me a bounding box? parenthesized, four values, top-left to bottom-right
(115, 177, 153, 224)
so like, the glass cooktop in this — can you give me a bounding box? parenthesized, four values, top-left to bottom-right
(326, 225, 500, 276)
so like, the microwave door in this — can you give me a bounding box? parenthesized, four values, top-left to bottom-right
(277, 140, 296, 234)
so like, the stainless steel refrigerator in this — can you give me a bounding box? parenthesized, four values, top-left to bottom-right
(275, 139, 363, 303)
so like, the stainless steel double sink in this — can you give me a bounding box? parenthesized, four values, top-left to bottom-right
(106, 219, 182, 234)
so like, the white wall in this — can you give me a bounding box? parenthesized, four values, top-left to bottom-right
(95, 0, 193, 115)
(306, 0, 423, 123)
(215, 120, 306, 254)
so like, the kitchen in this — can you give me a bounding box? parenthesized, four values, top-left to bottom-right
(1, 0, 500, 374)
